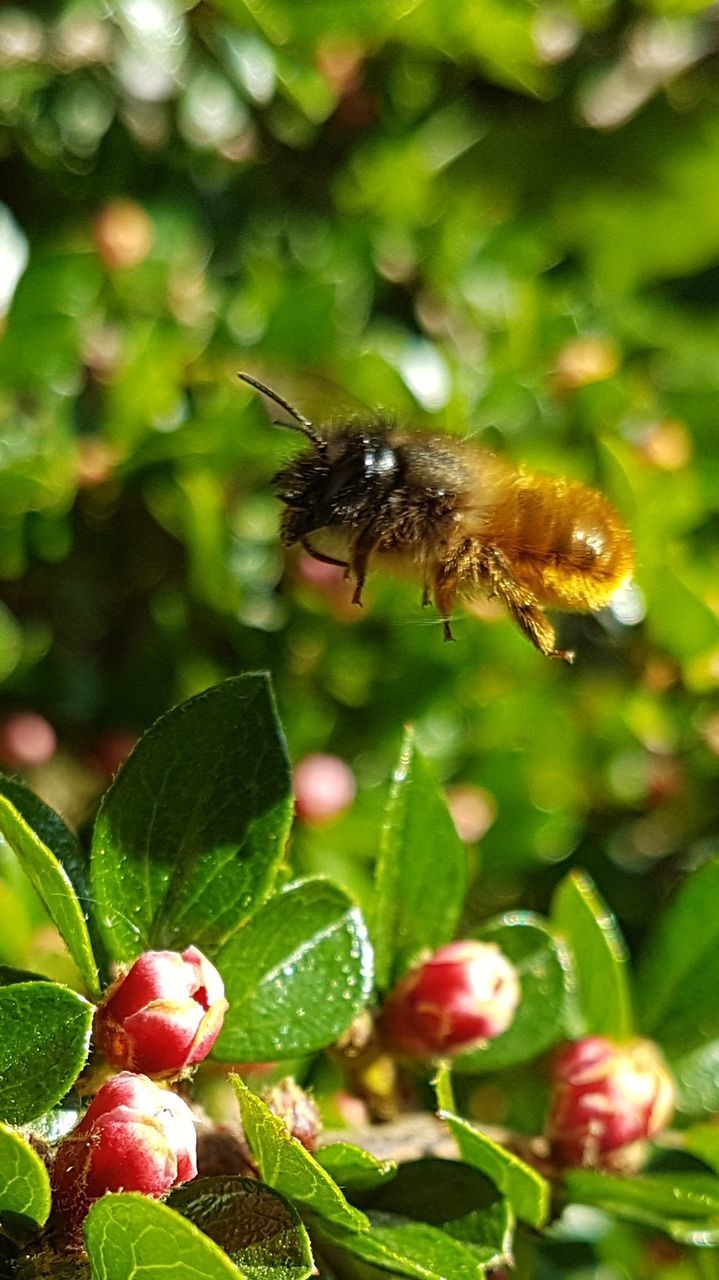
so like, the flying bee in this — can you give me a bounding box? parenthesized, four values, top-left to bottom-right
(240, 373, 635, 663)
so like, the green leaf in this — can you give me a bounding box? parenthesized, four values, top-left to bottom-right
(438, 1111, 549, 1228)
(638, 857, 719, 1035)
(0, 981, 92, 1124)
(564, 1170, 719, 1246)
(0, 777, 93, 924)
(84, 1193, 246, 1279)
(0, 967, 46, 986)
(316, 1144, 398, 1193)
(432, 1062, 456, 1114)
(634, 859, 719, 1112)
(314, 1158, 512, 1278)
(316, 1216, 487, 1280)
(685, 1124, 719, 1176)
(214, 879, 373, 1061)
(373, 727, 467, 990)
(669, 1041, 719, 1117)
(453, 914, 575, 1073)
(0, 1123, 51, 1229)
(232, 1076, 368, 1232)
(91, 674, 293, 962)
(0, 787, 100, 997)
(551, 870, 633, 1040)
(168, 1176, 314, 1280)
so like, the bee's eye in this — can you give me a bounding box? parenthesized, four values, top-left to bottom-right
(364, 446, 398, 480)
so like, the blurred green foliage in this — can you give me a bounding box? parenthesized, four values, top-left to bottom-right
(0, 1, 718, 975)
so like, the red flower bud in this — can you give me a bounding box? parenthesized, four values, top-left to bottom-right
(0, 712, 57, 769)
(380, 940, 521, 1058)
(294, 754, 356, 825)
(95, 946, 228, 1079)
(262, 1078, 322, 1151)
(51, 1072, 197, 1231)
(546, 1036, 675, 1168)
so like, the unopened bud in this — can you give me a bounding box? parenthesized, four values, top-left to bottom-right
(51, 1072, 197, 1231)
(379, 940, 520, 1058)
(0, 712, 57, 769)
(546, 1036, 675, 1168)
(294, 753, 356, 825)
(95, 946, 228, 1079)
(262, 1078, 322, 1151)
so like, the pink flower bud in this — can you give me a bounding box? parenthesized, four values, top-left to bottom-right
(0, 712, 57, 769)
(95, 946, 229, 1079)
(379, 940, 521, 1058)
(546, 1036, 675, 1168)
(51, 1072, 197, 1231)
(262, 1078, 322, 1151)
(294, 754, 356, 825)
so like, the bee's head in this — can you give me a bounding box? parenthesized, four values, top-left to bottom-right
(274, 429, 400, 543)
(239, 374, 400, 544)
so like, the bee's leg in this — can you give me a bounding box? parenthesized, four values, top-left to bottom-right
(300, 537, 349, 570)
(433, 561, 459, 641)
(421, 558, 432, 608)
(349, 525, 379, 607)
(479, 548, 575, 663)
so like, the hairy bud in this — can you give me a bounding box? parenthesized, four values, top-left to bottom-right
(51, 1072, 197, 1231)
(546, 1036, 675, 1168)
(262, 1078, 322, 1151)
(95, 946, 228, 1079)
(379, 940, 520, 1058)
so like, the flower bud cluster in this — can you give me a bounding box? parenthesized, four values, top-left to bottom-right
(51, 946, 228, 1233)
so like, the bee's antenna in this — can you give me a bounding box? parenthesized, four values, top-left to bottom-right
(238, 372, 326, 451)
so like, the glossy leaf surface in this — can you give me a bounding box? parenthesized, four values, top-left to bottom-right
(91, 675, 292, 962)
(215, 878, 373, 1060)
(0, 784, 99, 996)
(232, 1076, 368, 1232)
(85, 1193, 245, 1279)
(0, 981, 92, 1124)
(551, 870, 633, 1040)
(0, 1124, 51, 1229)
(373, 728, 467, 990)
(169, 1176, 313, 1280)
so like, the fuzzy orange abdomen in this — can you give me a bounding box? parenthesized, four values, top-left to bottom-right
(492, 475, 634, 612)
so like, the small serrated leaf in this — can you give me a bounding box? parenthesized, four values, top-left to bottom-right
(564, 1170, 719, 1246)
(373, 728, 467, 991)
(315, 1215, 487, 1280)
(314, 1158, 511, 1278)
(91, 674, 293, 963)
(169, 1176, 314, 1280)
(638, 857, 719, 1099)
(551, 870, 633, 1040)
(316, 1144, 397, 1193)
(215, 879, 373, 1061)
(433, 1062, 456, 1114)
(232, 1076, 368, 1232)
(85, 1193, 245, 1279)
(0, 1123, 51, 1229)
(438, 1111, 549, 1228)
(0, 981, 92, 1124)
(0, 788, 99, 997)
